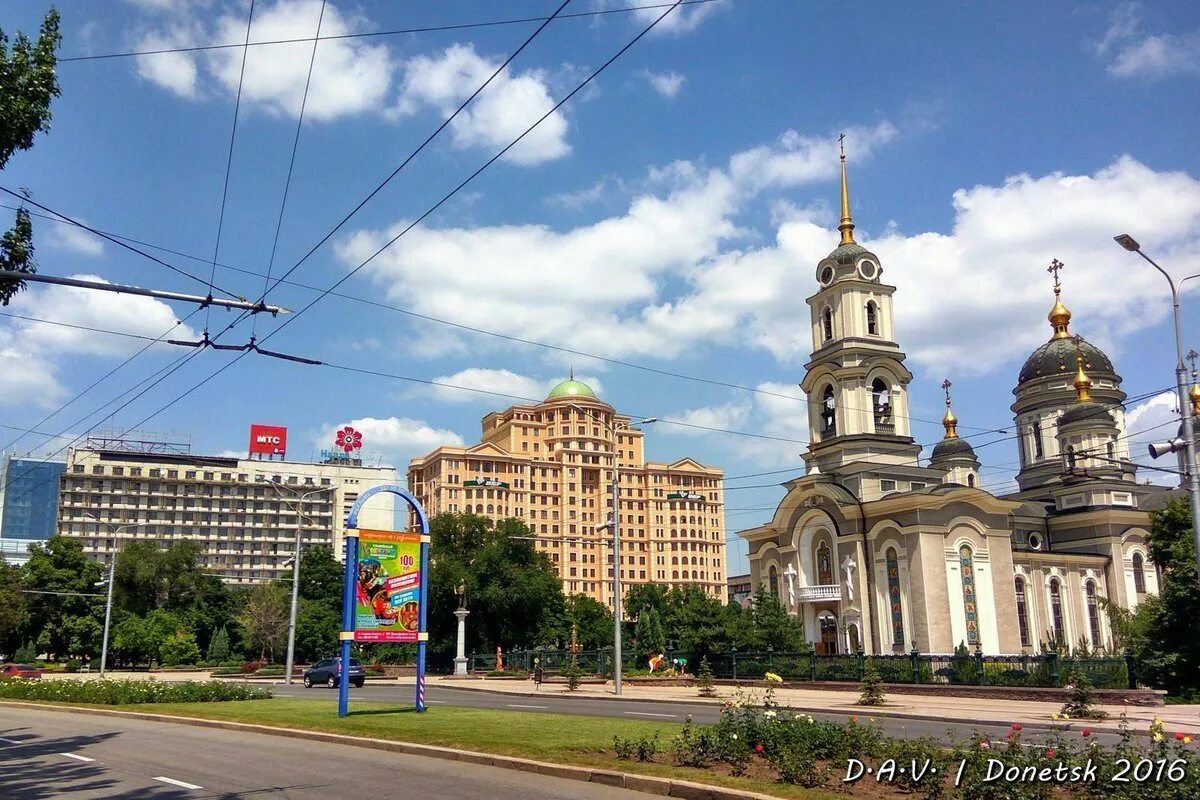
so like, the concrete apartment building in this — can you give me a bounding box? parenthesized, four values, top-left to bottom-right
(57, 435, 395, 584)
(408, 377, 726, 604)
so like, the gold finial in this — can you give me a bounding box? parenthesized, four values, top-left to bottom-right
(941, 378, 958, 439)
(1072, 335, 1093, 402)
(1046, 258, 1072, 339)
(837, 133, 856, 246)
(1189, 350, 1200, 416)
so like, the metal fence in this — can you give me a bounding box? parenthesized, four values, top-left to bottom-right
(468, 647, 1136, 689)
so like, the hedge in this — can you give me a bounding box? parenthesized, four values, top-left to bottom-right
(0, 678, 272, 704)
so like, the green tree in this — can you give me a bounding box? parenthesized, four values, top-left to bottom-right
(239, 584, 289, 662)
(561, 594, 614, 651)
(858, 659, 886, 706)
(206, 625, 231, 662)
(293, 599, 339, 663)
(22, 537, 104, 659)
(750, 584, 807, 651)
(427, 513, 565, 655)
(663, 584, 728, 662)
(1125, 499, 1200, 697)
(635, 607, 666, 662)
(0, 9, 62, 306)
(159, 630, 201, 667)
(625, 583, 668, 623)
(112, 616, 151, 668)
(695, 655, 717, 697)
(0, 561, 27, 656)
(296, 545, 343, 614)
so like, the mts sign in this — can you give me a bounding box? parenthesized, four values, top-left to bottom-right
(249, 424, 288, 456)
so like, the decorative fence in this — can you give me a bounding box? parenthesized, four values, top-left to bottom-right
(468, 648, 1136, 690)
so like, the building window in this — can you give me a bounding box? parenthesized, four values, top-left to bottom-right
(1066, 445, 1076, 470)
(959, 545, 980, 645)
(1015, 577, 1031, 647)
(1085, 580, 1101, 644)
(866, 301, 879, 335)
(1032, 422, 1044, 459)
(886, 547, 904, 646)
(880, 479, 897, 492)
(768, 565, 778, 598)
(820, 386, 837, 436)
(1107, 440, 1115, 460)
(822, 307, 833, 341)
(1132, 552, 1146, 594)
(817, 543, 833, 585)
(1049, 577, 1065, 643)
(967, 474, 976, 488)
(872, 379, 892, 433)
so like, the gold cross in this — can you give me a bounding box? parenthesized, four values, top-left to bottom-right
(1047, 259, 1064, 294)
(1189, 349, 1199, 379)
(941, 378, 952, 407)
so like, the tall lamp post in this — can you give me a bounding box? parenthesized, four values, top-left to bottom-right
(575, 404, 657, 696)
(84, 513, 148, 677)
(1114, 234, 1200, 585)
(453, 582, 470, 676)
(267, 481, 334, 685)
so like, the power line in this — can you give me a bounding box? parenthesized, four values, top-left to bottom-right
(203, 0, 256, 336)
(58, 1, 720, 63)
(0, 311, 161, 342)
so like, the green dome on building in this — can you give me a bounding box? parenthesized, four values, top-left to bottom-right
(546, 375, 596, 399)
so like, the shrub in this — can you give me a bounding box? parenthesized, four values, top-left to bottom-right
(206, 626, 231, 663)
(240, 659, 266, 674)
(564, 656, 582, 691)
(671, 716, 714, 767)
(858, 659, 886, 706)
(63, 659, 82, 674)
(768, 747, 828, 788)
(160, 631, 201, 667)
(0, 678, 272, 704)
(13, 642, 36, 663)
(1059, 669, 1108, 720)
(696, 656, 717, 698)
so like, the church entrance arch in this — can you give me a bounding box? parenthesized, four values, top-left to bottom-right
(816, 611, 838, 655)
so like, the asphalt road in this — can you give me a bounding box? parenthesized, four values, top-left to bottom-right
(272, 682, 1121, 748)
(0, 705, 660, 800)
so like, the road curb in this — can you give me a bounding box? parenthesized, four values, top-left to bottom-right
(0, 701, 781, 800)
(434, 681, 1135, 737)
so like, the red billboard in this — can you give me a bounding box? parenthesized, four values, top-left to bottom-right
(249, 424, 288, 457)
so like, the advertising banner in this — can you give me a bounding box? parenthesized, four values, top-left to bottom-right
(354, 529, 422, 642)
(248, 424, 288, 456)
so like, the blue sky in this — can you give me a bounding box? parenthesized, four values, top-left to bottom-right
(2, 1, 1199, 575)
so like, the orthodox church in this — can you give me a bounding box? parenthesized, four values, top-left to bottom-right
(737, 147, 1167, 656)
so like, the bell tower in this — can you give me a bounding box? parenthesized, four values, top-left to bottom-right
(799, 138, 928, 495)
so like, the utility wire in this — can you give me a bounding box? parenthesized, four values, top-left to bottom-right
(253, 0, 326, 338)
(0, 311, 161, 342)
(204, 0, 256, 336)
(58, 1, 720, 63)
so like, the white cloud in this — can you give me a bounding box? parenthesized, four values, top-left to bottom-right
(44, 221, 104, 257)
(395, 43, 570, 165)
(0, 338, 65, 408)
(664, 382, 809, 467)
(423, 368, 605, 405)
(620, 0, 731, 34)
(1124, 391, 1182, 485)
(135, 26, 202, 99)
(547, 179, 610, 209)
(643, 69, 685, 98)
(1094, 2, 1200, 79)
(318, 416, 464, 467)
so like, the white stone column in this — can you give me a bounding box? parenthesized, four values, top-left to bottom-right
(454, 608, 470, 676)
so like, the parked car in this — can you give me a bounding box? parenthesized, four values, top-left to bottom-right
(0, 664, 43, 680)
(303, 657, 365, 688)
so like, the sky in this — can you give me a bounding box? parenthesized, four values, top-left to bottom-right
(2, 0, 1199, 576)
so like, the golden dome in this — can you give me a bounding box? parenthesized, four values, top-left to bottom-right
(1190, 381, 1200, 416)
(940, 378, 958, 439)
(1048, 297, 1072, 339)
(1073, 354, 1093, 403)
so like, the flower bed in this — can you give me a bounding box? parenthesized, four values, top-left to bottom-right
(0, 678, 272, 704)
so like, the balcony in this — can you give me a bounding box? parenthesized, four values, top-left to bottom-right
(795, 584, 841, 603)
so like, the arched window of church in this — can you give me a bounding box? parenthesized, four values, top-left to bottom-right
(822, 307, 834, 342)
(958, 545, 980, 645)
(1066, 445, 1077, 470)
(1014, 577, 1031, 647)
(820, 386, 837, 436)
(967, 473, 976, 488)
(886, 547, 904, 646)
(1132, 552, 1146, 594)
(1085, 580, 1101, 645)
(1049, 577, 1065, 643)
(768, 565, 779, 598)
(872, 379, 892, 433)
(817, 543, 833, 585)
(1032, 421, 1044, 459)
(866, 301, 879, 336)
(1107, 440, 1115, 459)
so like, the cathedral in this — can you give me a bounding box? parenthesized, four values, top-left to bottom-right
(737, 148, 1168, 656)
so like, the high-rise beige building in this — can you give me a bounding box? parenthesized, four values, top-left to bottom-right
(407, 378, 725, 604)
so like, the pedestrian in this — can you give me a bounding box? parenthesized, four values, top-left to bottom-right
(533, 657, 543, 690)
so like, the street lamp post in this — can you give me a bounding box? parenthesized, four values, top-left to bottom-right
(453, 582, 470, 676)
(574, 403, 657, 696)
(268, 481, 334, 685)
(84, 513, 148, 677)
(1114, 234, 1200, 585)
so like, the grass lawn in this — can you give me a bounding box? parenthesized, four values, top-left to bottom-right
(9, 698, 841, 799)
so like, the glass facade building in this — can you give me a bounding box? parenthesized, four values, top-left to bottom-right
(0, 454, 65, 541)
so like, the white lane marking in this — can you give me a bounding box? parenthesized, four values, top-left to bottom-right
(623, 711, 677, 718)
(506, 703, 549, 710)
(58, 752, 96, 762)
(154, 777, 203, 790)
(0, 737, 23, 745)
(425, 700, 447, 704)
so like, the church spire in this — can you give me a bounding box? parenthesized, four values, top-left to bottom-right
(1046, 258, 1072, 339)
(1073, 336, 1093, 402)
(1189, 350, 1200, 416)
(837, 133, 856, 246)
(941, 378, 959, 439)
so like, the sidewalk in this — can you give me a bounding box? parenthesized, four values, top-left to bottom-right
(437, 676, 1200, 734)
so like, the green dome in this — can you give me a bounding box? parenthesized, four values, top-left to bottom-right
(931, 436, 977, 463)
(1018, 336, 1116, 386)
(826, 242, 869, 264)
(547, 378, 596, 399)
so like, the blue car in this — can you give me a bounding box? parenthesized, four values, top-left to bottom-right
(303, 657, 365, 688)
